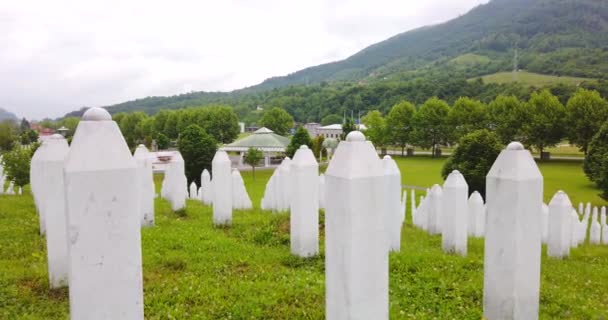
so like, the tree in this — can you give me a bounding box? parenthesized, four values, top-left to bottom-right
(362, 110, 389, 151)
(340, 117, 356, 140)
(259, 107, 294, 135)
(311, 135, 326, 160)
(156, 133, 170, 150)
(244, 147, 263, 180)
(1, 146, 35, 187)
(441, 129, 503, 198)
(20, 130, 39, 145)
(163, 111, 180, 139)
(177, 125, 217, 187)
(412, 97, 451, 157)
(566, 89, 608, 154)
(195, 106, 240, 144)
(321, 114, 343, 126)
(448, 97, 488, 141)
(0, 120, 17, 152)
(386, 100, 415, 155)
(583, 121, 608, 200)
(119, 112, 147, 148)
(19, 118, 30, 133)
(286, 126, 312, 158)
(522, 90, 567, 155)
(487, 95, 527, 144)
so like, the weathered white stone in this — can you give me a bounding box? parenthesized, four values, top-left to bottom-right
(578, 202, 584, 215)
(64, 107, 144, 320)
(18, 186, 22, 195)
(212, 150, 232, 225)
(290, 145, 319, 257)
(6, 181, 14, 195)
(189, 182, 198, 200)
(319, 173, 326, 210)
(427, 184, 443, 235)
(30, 142, 47, 234)
(277, 157, 292, 212)
(200, 169, 212, 205)
(163, 152, 187, 211)
(541, 203, 549, 244)
(325, 131, 388, 320)
(133, 145, 154, 226)
(410, 189, 417, 225)
(580, 208, 590, 245)
(383, 155, 404, 252)
(483, 142, 543, 320)
(601, 206, 608, 245)
(38, 134, 70, 288)
(468, 191, 485, 238)
(570, 209, 580, 248)
(590, 207, 601, 244)
(441, 170, 468, 256)
(547, 191, 572, 258)
(231, 169, 252, 210)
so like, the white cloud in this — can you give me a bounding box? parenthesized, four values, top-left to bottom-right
(0, 0, 488, 119)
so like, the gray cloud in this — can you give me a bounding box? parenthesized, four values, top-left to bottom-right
(0, 0, 488, 120)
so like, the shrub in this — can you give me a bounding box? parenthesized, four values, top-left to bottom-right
(156, 133, 170, 150)
(286, 126, 312, 158)
(441, 129, 503, 198)
(1, 145, 35, 187)
(583, 121, 608, 200)
(177, 125, 217, 187)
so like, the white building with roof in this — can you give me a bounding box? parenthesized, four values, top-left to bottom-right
(316, 124, 367, 140)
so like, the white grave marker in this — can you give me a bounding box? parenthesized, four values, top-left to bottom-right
(442, 170, 468, 256)
(290, 145, 319, 257)
(212, 150, 232, 225)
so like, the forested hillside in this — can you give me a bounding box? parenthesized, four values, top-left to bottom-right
(0, 108, 18, 122)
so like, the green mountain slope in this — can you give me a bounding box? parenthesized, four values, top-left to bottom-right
(255, 0, 608, 89)
(0, 108, 18, 122)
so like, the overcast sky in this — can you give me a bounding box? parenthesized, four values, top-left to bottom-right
(0, 0, 489, 120)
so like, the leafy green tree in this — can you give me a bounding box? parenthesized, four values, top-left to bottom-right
(178, 125, 217, 187)
(321, 114, 343, 126)
(522, 90, 567, 155)
(195, 106, 240, 144)
(119, 112, 147, 148)
(163, 111, 180, 139)
(362, 110, 389, 150)
(0, 121, 17, 152)
(19, 118, 30, 133)
(138, 117, 157, 140)
(340, 117, 356, 140)
(448, 97, 488, 141)
(112, 112, 127, 125)
(583, 121, 608, 200)
(442, 129, 503, 198)
(386, 100, 415, 155)
(412, 97, 451, 157)
(260, 107, 294, 136)
(286, 126, 312, 158)
(1, 146, 34, 187)
(20, 130, 39, 145)
(58, 117, 79, 138)
(566, 89, 608, 154)
(154, 110, 171, 134)
(311, 135, 326, 159)
(156, 133, 170, 150)
(244, 147, 263, 180)
(487, 95, 527, 144)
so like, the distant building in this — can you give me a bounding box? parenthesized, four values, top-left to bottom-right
(238, 122, 245, 133)
(316, 123, 367, 140)
(303, 123, 321, 137)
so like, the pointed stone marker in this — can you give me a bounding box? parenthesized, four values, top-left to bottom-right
(442, 170, 468, 256)
(200, 169, 212, 205)
(212, 150, 232, 225)
(133, 144, 154, 226)
(325, 131, 388, 320)
(468, 191, 485, 238)
(64, 107, 144, 319)
(277, 157, 292, 212)
(189, 182, 198, 200)
(427, 184, 443, 235)
(570, 209, 579, 248)
(319, 173, 326, 210)
(547, 191, 572, 258)
(590, 207, 601, 244)
(39, 134, 70, 288)
(30, 142, 47, 235)
(541, 203, 549, 244)
(383, 155, 403, 252)
(290, 145, 319, 257)
(484, 142, 542, 320)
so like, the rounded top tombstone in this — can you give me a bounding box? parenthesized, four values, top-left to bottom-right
(299, 145, 309, 150)
(506, 141, 524, 151)
(346, 131, 365, 142)
(82, 107, 111, 121)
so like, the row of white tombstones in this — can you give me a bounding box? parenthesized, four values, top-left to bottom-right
(17, 106, 603, 319)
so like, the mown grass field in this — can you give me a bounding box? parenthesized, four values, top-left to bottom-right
(1, 157, 607, 319)
(471, 71, 592, 87)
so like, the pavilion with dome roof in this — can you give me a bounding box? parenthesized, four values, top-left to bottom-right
(221, 127, 290, 166)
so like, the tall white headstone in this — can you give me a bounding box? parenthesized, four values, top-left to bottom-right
(64, 107, 143, 319)
(427, 184, 443, 235)
(325, 131, 387, 320)
(319, 173, 326, 210)
(133, 144, 154, 226)
(484, 142, 542, 320)
(277, 157, 292, 212)
(290, 145, 319, 257)
(601, 206, 607, 245)
(382, 155, 404, 252)
(30, 142, 47, 234)
(200, 169, 212, 205)
(590, 207, 601, 244)
(547, 191, 572, 258)
(189, 182, 198, 200)
(442, 170, 468, 256)
(39, 134, 70, 288)
(570, 209, 580, 248)
(231, 169, 252, 210)
(541, 203, 549, 244)
(468, 191, 485, 238)
(212, 150, 232, 225)
(6, 181, 14, 195)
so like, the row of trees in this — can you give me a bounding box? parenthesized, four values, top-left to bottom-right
(360, 88, 608, 156)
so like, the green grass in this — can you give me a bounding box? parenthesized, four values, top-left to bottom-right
(471, 71, 592, 87)
(1, 159, 607, 319)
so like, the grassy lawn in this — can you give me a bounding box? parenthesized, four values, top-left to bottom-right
(470, 71, 592, 87)
(1, 158, 607, 319)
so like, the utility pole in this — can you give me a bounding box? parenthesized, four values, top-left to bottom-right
(513, 47, 519, 82)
